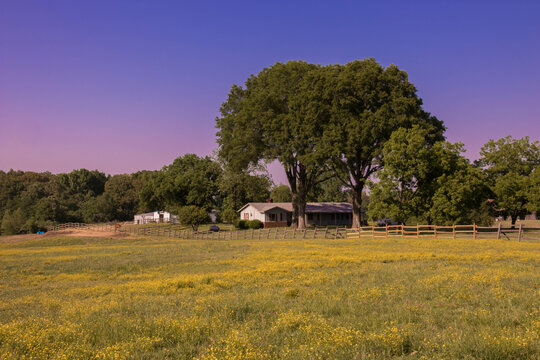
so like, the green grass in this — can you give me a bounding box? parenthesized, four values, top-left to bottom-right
(0, 234, 538, 359)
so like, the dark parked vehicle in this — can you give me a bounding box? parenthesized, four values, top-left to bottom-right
(377, 217, 399, 226)
(209, 225, 220, 232)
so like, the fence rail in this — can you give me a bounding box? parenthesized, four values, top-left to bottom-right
(346, 223, 540, 241)
(48, 222, 540, 242)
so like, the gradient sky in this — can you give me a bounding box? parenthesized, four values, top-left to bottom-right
(1, 0, 539, 184)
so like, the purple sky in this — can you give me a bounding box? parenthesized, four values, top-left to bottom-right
(1, 1, 539, 185)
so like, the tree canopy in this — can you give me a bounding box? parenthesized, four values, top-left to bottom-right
(478, 136, 539, 225)
(322, 59, 445, 227)
(217, 61, 330, 229)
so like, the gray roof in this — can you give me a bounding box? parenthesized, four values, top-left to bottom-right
(238, 202, 353, 213)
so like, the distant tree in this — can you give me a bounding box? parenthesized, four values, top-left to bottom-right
(526, 167, 540, 212)
(270, 184, 292, 202)
(367, 127, 463, 224)
(162, 154, 221, 211)
(177, 205, 210, 231)
(429, 166, 493, 225)
(54, 169, 108, 221)
(221, 208, 238, 224)
(1, 209, 25, 235)
(308, 175, 348, 202)
(219, 169, 272, 216)
(137, 171, 165, 213)
(103, 174, 139, 221)
(322, 59, 445, 227)
(478, 136, 540, 225)
(139, 155, 222, 213)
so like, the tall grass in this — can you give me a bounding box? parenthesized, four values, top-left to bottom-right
(0, 235, 538, 359)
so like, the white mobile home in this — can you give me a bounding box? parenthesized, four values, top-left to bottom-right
(134, 211, 178, 224)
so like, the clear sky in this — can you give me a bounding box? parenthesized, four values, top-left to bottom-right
(1, 0, 539, 184)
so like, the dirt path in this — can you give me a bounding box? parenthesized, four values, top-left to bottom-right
(0, 229, 131, 244)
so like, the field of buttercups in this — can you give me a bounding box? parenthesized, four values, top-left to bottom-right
(0, 233, 538, 359)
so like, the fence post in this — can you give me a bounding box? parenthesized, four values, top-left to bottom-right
(324, 227, 329, 239)
(274, 228, 279, 240)
(497, 223, 501, 240)
(417, 225, 420, 240)
(434, 225, 437, 239)
(452, 224, 456, 240)
(473, 224, 476, 240)
(303, 228, 307, 239)
(518, 224, 522, 242)
(335, 227, 340, 239)
(293, 228, 296, 239)
(371, 226, 374, 240)
(385, 224, 388, 239)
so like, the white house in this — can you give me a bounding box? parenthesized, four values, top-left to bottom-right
(238, 202, 354, 228)
(134, 211, 178, 224)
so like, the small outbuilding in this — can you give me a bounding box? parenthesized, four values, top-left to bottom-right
(238, 202, 354, 228)
(134, 211, 178, 224)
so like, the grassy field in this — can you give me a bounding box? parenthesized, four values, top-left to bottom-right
(0, 232, 538, 359)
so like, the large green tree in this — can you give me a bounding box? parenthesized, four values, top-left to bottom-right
(367, 126, 464, 224)
(478, 136, 539, 225)
(322, 59, 445, 227)
(217, 61, 330, 229)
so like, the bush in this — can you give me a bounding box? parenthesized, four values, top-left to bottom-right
(177, 206, 210, 231)
(234, 219, 248, 229)
(248, 220, 263, 229)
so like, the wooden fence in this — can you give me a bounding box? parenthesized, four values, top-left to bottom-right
(48, 222, 540, 242)
(120, 224, 349, 240)
(49, 222, 117, 232)
(346, 224, 540, 241)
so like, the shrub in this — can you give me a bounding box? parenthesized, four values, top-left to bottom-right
(178, 206, 210, 231)
(234, 219, 248, 229)
(248, 220, 263, 229)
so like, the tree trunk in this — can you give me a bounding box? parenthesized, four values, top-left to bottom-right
(511, 214, 518, 229)
(291, 193, 299, 228)
(297, 196, 307, 230)
(351, 184, 363, 228)
(293, 182, 308, 230)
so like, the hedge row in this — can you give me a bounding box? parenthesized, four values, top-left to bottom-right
(233, 219, 263, 229)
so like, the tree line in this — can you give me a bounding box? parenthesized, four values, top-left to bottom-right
(1, 58, 538, 234)
(0, 154, 349, 234)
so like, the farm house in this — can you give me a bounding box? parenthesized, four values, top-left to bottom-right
(133, 211, 178, 224)
(238, 202, 355, 228)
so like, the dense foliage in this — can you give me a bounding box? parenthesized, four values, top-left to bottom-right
(216, 59, 444, 228)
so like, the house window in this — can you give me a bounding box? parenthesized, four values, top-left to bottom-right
(244, 213, 249, 220)
(270, 213, 276, 221)
(280, 213, 283, 221)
